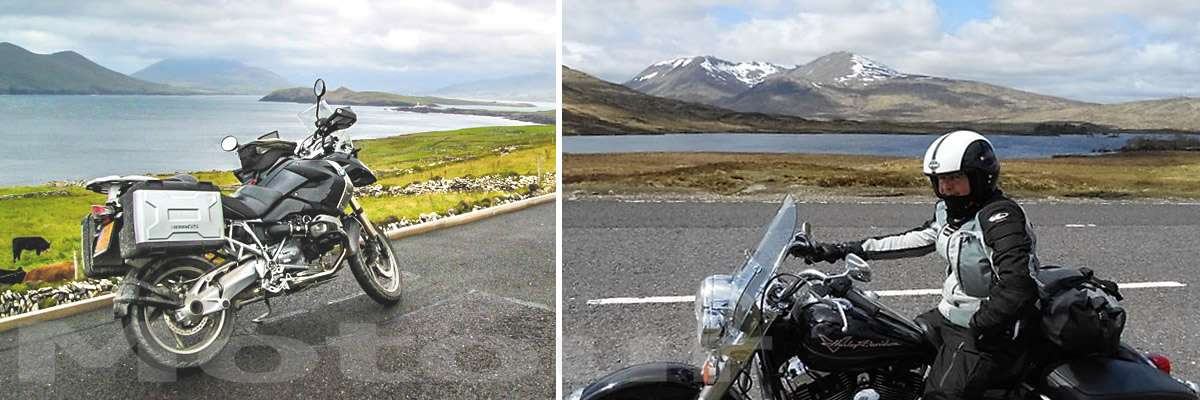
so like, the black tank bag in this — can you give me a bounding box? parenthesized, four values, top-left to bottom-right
(235, 137, 297, 184)
(1035, 265, 1126, 356)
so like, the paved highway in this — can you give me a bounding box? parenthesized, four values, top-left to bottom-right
(563, 198, 1200, 392)
(0, 203, 555, 399)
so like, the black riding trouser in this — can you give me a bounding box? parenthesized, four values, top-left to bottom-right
(917, 309, 1037, 400)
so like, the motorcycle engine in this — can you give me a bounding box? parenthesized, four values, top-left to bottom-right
(282, 215, 344, 261)
(779, 357, 924, 400)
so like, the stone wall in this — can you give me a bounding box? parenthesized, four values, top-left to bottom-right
(0, 278, 119, 318)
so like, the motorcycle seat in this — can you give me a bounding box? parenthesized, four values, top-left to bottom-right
(221, 185, 285, 220)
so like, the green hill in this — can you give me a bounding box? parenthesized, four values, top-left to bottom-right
(260, 86, 535, 107)
(0, 42, 192, 95)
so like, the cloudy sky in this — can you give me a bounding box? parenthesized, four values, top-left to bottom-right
(0, 0, 556, 93)
(565, 0, 1200, 103)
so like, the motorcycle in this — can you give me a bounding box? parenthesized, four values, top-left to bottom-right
(571, 195, 1200, 400)
(79, 79, 403, 368)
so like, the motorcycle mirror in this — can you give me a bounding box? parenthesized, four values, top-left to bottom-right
(845, 253, 872, 283)
(313, 79, 326, 99)
(220, 135, 239, 152)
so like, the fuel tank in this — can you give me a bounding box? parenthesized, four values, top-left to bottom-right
(254, 158, 352, 222)
(324, 152, 377, 186)
(793, 296, 930, 371)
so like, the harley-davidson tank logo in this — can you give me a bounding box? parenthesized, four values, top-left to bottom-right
(817, 334, 902, 353)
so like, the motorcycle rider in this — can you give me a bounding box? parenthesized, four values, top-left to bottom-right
(790, 130, 1040, 399)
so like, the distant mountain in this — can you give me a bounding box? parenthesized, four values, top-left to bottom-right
(787, 51, 907, 87)
(563, 66, 1121, 135)
(625, 56, 785, 104)
(430, 72, 555, 102)
(565, 66, 945, 135)
(132, 58, 291, 95)
(261, 86, 534, 107)
(0, 42, 190, 95)
(725, 52, 1089, 121)
(624, 51, 1091, 123)
(994, 97, 1200, 132)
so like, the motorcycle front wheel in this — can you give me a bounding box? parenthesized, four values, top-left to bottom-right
(121, 257, 234, 369)
(348, 224, 403, 305)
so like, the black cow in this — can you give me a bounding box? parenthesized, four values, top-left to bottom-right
(12, 236, 51, 262)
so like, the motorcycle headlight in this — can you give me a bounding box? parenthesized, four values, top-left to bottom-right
(695, 274, 735, 349)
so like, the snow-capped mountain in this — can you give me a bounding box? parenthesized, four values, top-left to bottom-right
(724, 51, 1088, 121)
(789, 51, 907, 87)
(625, 56, 786, 104)
(619, 51, 1088, 122)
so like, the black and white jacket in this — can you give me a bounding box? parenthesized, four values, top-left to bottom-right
(847, 194, 1040, 333)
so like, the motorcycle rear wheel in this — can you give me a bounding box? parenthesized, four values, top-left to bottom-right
(348, 224, 403, 305)
(121, 257, 234, 369)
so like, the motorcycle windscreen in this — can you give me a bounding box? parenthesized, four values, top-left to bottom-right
(298, 100, 335, 129)
(730, 195, 797, 329)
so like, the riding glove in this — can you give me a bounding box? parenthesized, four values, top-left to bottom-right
(788, 239, 852, 264)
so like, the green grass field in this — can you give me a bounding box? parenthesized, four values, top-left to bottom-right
(1, 124, 555, 273)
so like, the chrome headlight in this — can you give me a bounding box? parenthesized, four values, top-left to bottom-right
(695, 274, 735, 349)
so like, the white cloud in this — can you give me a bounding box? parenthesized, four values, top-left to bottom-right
(0, 0, 556, 91)
(565, 0, 1200, 102)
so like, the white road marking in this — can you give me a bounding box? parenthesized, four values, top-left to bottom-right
(1065, 223, 1097, 228)
(586, 296, 695, 305)
(586, 281, 1188, 305)
(327, 292, 365, 305)
(490, 294, 555, 312)
(875, 288, 941, 296)
(1119, 281, 1188, 289)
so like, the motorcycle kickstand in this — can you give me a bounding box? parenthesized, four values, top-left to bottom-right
(251, 297, 273, 324)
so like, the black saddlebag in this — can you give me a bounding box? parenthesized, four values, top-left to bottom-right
(117, 180, 225, 259)
(1041, 356, 1196, 400)
(1035, 265, 1126, 356)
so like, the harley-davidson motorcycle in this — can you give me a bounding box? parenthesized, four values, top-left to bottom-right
(571, 196, 1199, 400)
(79, 79, 402, 368)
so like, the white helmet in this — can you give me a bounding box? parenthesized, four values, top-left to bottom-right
(922, 130, 1000, 213)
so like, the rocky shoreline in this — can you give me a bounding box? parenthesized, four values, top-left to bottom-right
(393, 105, 554, 124)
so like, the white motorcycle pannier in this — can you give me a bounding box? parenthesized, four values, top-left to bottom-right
(118, 180, 226, 258)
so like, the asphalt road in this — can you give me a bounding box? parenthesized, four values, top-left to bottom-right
(0, 203, 555, 399)
(563, 198, 1200, 392)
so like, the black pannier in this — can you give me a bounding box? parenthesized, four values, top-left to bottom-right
(80, 214, 128, 278)
(235, 136, 297, 183)
(117, 180, 225, 259)
(1034, 265, 1126, 356)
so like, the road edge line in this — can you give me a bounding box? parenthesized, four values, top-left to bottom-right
(0, 293, 115, 334)
(0, 193, 557, 334)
